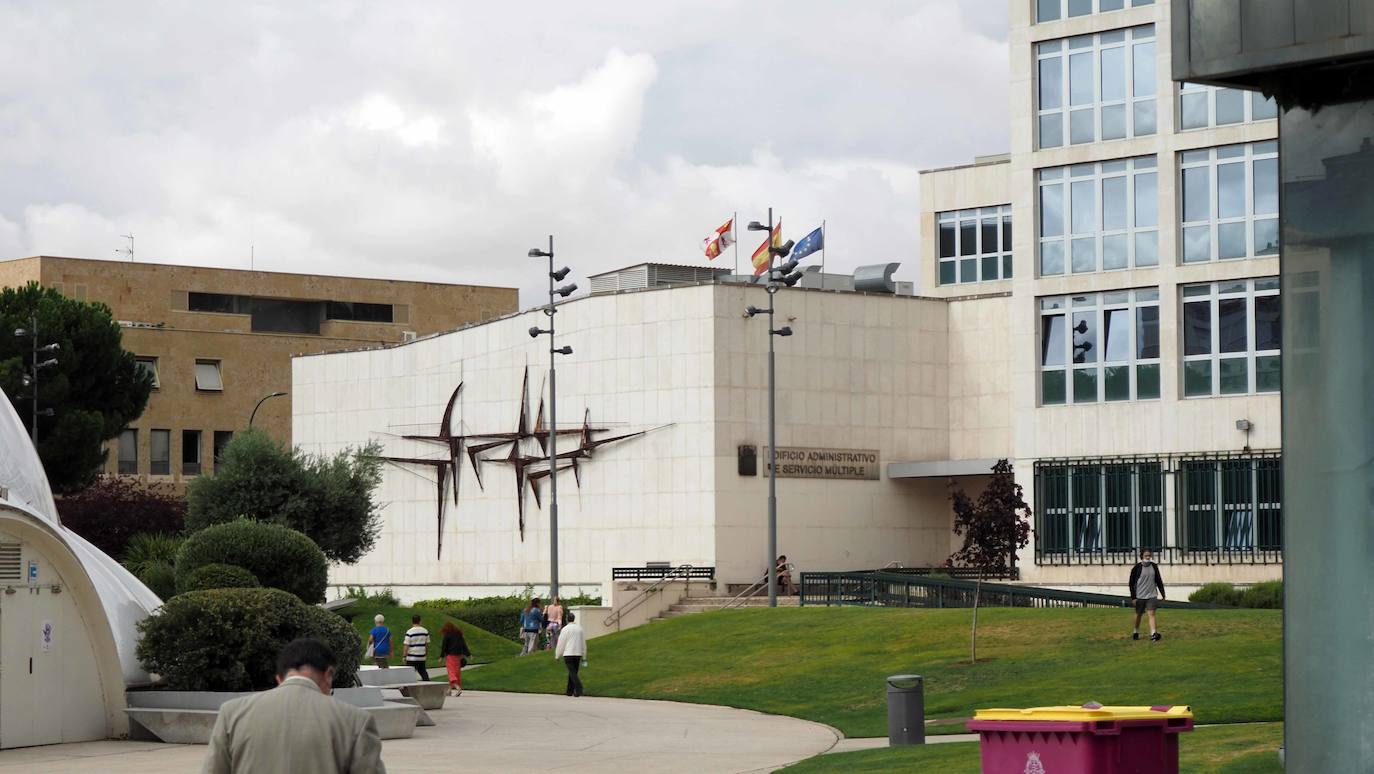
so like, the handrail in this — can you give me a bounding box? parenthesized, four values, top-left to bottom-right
(720, 562, 797, 610)
(603, 564, 697, 629)
(799, 570, 1225, 610)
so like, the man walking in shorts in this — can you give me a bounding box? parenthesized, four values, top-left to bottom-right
(1129, 548, 1166, 641)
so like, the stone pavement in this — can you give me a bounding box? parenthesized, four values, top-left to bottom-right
(0, 690, 839, 773)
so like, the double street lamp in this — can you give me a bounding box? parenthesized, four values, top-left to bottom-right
(527, 235, 577, 601)
(14, 315, 59, 445)
(743, 208, 805, 607)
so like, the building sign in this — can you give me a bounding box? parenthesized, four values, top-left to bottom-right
(28, 560, 38, 585)
(764, 447, 881, 480)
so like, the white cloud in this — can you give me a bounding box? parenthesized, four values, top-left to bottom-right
(0, 0, 1009, 301)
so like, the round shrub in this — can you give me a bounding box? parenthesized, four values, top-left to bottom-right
(138, 562, 178, 601)
(136, 587, 360, 691)
(1240, 580, 1283, 609)
(175, 521, 327, 603)
(1189, 582, 1241, 607)
(179, 563, 261, 594)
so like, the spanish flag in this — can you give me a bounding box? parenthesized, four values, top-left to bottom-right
(751, 220, 781, 276)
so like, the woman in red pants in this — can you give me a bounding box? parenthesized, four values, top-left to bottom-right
(439, 622, 471, 696)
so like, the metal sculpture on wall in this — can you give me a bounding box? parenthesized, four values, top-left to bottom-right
(380, 367, 657, 557)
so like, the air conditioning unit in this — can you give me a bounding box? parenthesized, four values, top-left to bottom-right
(402, 331, 418, 342)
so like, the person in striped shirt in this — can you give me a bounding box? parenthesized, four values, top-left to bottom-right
(403, 615, 431, 681)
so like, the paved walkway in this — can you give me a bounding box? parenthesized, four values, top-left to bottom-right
(0, 691, 839, 773)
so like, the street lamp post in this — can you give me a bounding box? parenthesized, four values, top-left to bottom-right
(249, 391, 288, 427)
(14, 314, 60, 446)
(528, 235, 577, 601)
(744, 208, 802, 607)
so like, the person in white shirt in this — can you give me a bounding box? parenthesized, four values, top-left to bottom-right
(403, 616, 431, 681)
(553, 611, 586, 697)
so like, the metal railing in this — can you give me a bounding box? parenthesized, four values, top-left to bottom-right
(869, 566, 1021, 581)
(799, 571, 1219, 610)
(1035, 546, 1283, 567)
(721, 562, 797, 610)
(611, 566, 716, 581)
(603, 564, 700, 629)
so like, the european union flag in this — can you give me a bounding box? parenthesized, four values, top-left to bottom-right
(792, 226, 824, 261)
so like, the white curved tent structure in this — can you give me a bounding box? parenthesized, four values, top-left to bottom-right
(0, 388, 160, 748)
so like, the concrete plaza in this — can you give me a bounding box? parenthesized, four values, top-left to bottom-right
(0, 690, 839, 773)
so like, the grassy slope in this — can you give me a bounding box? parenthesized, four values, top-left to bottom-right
(776, 722, 1284, 773)
(465, 607, 1280, 737)
(350, 605, 520, 671)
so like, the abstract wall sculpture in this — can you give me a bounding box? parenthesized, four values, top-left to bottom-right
(380, 367, 659, 557)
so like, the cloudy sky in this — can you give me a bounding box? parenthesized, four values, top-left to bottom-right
(0, 1, 1009, 302)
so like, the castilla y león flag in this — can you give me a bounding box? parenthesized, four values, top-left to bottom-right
(701, 217, 735, 260)
(751, 220, 781, 276)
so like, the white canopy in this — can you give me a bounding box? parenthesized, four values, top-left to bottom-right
(0, 388, 160, 686)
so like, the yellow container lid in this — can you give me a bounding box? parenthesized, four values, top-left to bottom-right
(973, 705, 1193, 722)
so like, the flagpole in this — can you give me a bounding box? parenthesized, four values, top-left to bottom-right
(733, 210, 739, 277)
(813, 221, 824, 291)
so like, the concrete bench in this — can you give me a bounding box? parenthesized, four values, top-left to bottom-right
(124, 691, 255, 744)
(331, 687, 425, 738)
(356, 666, 447, 711)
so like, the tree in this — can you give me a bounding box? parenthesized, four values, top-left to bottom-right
(56, 477, 186, 558)
(0, 282, 154, 492)
(184, 428, 384, 564)
(948, 458, 1032, 663)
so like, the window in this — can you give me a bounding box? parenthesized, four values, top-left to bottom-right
(118, 429, 138, 474)
(135, 357, 159, 389)
(937, 205, 1012, 284)
(150, 429, 171, 475)
(213, 431, 234, 474)
(1035, 460, 1164, 558)
(1178, 83, 1278, 130)
(195, 359, 224, 391)
(1181, 278, 1280, 397)
(1035, 26, 1156, 149)
(1036, 0, 1153, 23)
(1040, 289, 1160, 404)
(1038, 157, 1158, 275)
(188, 292, 246, 314)
(1179, 142, 1279, 263)
(326, 301, 394, 323)
(1179, 456, 1282, 553)
(182, 429, 202, 476)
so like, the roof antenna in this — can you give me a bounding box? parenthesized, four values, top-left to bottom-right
(116, 233, 134, 261)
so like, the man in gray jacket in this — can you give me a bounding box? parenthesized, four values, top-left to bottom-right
(203, 638, 385, 774)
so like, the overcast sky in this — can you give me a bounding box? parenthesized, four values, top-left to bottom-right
(0, 1, 1009, 303)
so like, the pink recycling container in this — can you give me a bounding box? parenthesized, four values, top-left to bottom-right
(966, 704, 1193, 774)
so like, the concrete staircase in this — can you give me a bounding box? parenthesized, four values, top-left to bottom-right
(657, 593, 801, 620)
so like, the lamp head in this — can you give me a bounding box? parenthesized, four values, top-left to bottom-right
(554, 345, 573, 355)
(529, 326, 544, 339)
(744, 305, 764, 317)
(780, 271, 805, 286)
(528, 248, 552, 258)
(1235, 419, 1253, 431)
(1073, 320, 1090, 334)
(746, 221, 767, 232)
(775, 326, 793, 337)
(555, 283, 578, 298)
(550, 266, 571, 281)
(771, 239, 795, 259)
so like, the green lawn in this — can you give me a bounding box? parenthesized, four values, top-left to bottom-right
(464, 607, 1280, 737)
(776, 722, 1284, 773)
(349, 604, 520, 672)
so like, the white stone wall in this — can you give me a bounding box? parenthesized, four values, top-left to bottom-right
(709, 285, 959, 583)
(294, 285, 722, 600)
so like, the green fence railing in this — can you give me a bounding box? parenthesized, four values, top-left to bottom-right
(799, 571, 1220, 610)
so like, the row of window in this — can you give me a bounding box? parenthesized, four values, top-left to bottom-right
(1034, 456, 1281, 562)
(117, 429, 234, 476)
(1034, 26, 1277, 149)
(936, 206, 1012, 284)
(1036, 0, 1152, 24)
(1040, 278, 1278, 403)
(188, 292, 395, 335)
(136, 357, 224, 391)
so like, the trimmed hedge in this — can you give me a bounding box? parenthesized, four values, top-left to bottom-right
(179, 563, 261, 594)
(1189, 581, 1283, 609)
(138, 562, 178, 601)
(175, 521, 327, 603)
(136, 587, 360, 691)
(414, 592, 603, 642)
